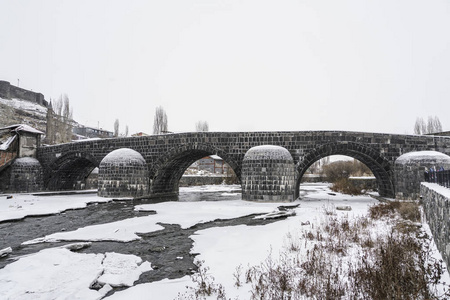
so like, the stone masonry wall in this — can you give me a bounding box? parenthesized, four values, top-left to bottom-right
(394, 152, 450, 200)
(10, 157, 44, 192)
(241, 146, 296, 202)
(179, 175, 226, 187)
(97, 149, 149, 198)
(0, 80, 48, 107)
(420, 183, 450, 269)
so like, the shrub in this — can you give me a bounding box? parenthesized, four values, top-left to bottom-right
(180, 201, 449, 300)
(331, 178, 362, 195)
(323, 161, 354, 182)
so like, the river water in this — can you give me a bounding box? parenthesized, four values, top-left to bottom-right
(0, 187, 286, 293)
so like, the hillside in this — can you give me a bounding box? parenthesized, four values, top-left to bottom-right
(0, 97, 48, 133)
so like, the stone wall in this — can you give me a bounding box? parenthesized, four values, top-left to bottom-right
(420, 182, 450, 268)
(97, 148, 149, 198)
(241, 145, 296, 202)
(179, 175, 226, 187)
(395, 151, 450, 200)
(0, 80, 48, 107)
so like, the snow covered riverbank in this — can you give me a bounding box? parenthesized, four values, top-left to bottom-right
(0, 192, 111, 222)
(0, 183, 448, 299)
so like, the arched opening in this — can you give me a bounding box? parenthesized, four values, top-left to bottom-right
(151, 145, 240, 195)
(296, 142, 394, 198)
(300, 155, 376, 196)
(46, 152, 99, 191)
(181, 154, 238, 186)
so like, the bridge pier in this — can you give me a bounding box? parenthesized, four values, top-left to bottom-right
(9, 157, 44, 192)
(97, 148, 149, 198)
(241, 145, 296, 202)
(394, 151, 450, 200)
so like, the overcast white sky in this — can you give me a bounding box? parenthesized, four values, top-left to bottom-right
(1, 0, 449, 135)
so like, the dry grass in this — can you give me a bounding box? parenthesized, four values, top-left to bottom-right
(330, 178, 363, 195)
(180, 201, 449, 300)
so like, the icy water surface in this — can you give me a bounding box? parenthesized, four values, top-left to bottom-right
(0, 186, 283, 294)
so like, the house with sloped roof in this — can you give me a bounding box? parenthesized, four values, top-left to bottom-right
(0, 124, 43, 171)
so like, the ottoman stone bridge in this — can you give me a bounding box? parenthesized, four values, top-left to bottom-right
(35, 131, 450, 201)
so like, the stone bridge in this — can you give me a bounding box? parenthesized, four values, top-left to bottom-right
(34, 131, 450, 200)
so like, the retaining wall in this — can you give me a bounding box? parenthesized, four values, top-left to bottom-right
(0, 80, 48, 107)
(179, 175, 226, 187)
(420, 182, 450, 268)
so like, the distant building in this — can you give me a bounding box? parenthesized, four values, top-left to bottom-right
(131, 132, 149, 137)
(72, 126, 114, 139)
(191, 155, 230, 174)
(427, 131, 450, 137)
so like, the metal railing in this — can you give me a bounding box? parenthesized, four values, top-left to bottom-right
(424, 169, 450, 188)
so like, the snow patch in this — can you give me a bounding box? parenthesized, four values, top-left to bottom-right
(0, 135, 16, 150)
(97, 252, 152, 287)
(23, 199, 283, 244)
(0, 248, 151, 300)
(12, 157, 40, 166)
(243, 145, 293, 161)
(0, 247, 12, 258)
(0, 97, 47, 118)
(421, 182, 450, 199)
(0, 193, 112, 222)
(396, 151, 450, 164)
(100, 148, 146, 165)
(0, 248, 105, 300)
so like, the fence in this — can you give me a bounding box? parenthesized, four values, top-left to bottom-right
(424, 169, 450, 188)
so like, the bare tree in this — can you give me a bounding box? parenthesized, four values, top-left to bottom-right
(195, 120, 209, 132)
(308, 156, 331, 174)
(415, 116, 442, 134)
(427, 115, 442, 134)
(45, 94, 73, 144)
(62, 94, 72, 142)
(54, 97, 63, 117)
(414, 117, 424, 135)
(153, 106, 168, 135)
(114, 119, 119, 137)
(45, 100, 55, 144)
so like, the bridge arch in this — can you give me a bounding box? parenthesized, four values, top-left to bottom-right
(296, 142, 394, 198)
(151, 143, 240, 195)
(45, 151, 99, 191)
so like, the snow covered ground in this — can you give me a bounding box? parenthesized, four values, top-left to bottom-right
(0, 192, 111, 222)
(0, 97, 47, 118)
(0, 183, 448, 299)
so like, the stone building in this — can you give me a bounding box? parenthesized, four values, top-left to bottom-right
(0, 124, 44, 192)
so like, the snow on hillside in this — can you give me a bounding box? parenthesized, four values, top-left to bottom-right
(0, 97, 47, 133)
(0, 97, 47, 117)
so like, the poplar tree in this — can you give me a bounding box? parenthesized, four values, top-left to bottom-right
(153, 106, 168, 134)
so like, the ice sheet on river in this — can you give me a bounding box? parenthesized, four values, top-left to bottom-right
(23, 200, 284, 244)
(0, 193, 112, 222)
(0, 248, 151, 300)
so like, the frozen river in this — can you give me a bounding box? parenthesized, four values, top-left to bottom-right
(0, 185, 293, 298)
(2, 183, 444, 299)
